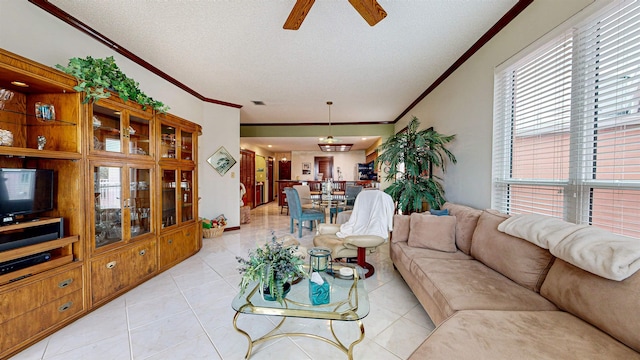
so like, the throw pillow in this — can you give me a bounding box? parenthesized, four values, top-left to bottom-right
(442, 202, 483, 255)
(429, 208, 449, 216)
(470, 210, 555, 292)
(408, 213, 457, 252)
(391, 214, 410, 243)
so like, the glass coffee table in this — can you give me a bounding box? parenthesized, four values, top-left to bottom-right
(231, 264, 369, 359)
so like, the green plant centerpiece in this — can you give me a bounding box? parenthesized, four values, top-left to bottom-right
(377, 116, 457, 213)
(236, 234, 307, 303)
(56, 56, 168, 112)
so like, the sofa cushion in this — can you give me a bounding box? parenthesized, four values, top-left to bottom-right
(391, 242, 473, 266)
(541, 258, 640, 352)
(408, 213, 457, 253)
(391, 214, 410, 243)
(409, 310, 640, 360)
(442, 202, 482, 255)
(409, 258, 557, 320)
(470, 210, 555, 292)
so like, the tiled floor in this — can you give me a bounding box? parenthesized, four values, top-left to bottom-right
(10, 201, 434, 360)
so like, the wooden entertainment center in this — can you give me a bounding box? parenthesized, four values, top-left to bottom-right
(0, 49, 202, 357)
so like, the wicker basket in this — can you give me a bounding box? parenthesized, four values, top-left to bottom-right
(203, 226, 225, 238)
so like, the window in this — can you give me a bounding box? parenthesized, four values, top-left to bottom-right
(493, 0, 640, 238)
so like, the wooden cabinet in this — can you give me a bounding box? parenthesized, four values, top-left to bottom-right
(89, 239, 156, 305)
(157, 113, 201, 270)
(0, 49, 86, 358)
(90, 100, 154, 159)
(89, 161, 154, 252)
(0, 49, 202, 358)
(86, 97, 160, 306)
(159, 225, 198, 269)
(0, 264, 84, 355)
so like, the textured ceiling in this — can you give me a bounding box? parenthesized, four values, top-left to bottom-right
(49, 0, 518, 127)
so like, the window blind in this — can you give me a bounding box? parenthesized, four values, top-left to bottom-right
(493, 0, 640, 238)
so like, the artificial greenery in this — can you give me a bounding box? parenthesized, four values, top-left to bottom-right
(56, 56, 169, 112)
(377, 116, 457, 213)
(236, 233, 307, 304)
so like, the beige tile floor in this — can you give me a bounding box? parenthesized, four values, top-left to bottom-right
(10, 201, 434, 360)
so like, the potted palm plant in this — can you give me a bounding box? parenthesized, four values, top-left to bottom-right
(236, 234, 307, 304)
(377, 116, 456, 213)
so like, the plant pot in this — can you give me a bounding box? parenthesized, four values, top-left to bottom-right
(261, 281, 291, 302)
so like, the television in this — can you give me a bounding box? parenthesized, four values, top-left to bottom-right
(0, 168, 54, 225)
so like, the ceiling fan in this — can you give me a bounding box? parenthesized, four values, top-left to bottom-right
(284, 0, 387, 30)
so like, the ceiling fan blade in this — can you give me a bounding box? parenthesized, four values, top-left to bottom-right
(348, 0, 387, 26)
(283, 0, 316, 30)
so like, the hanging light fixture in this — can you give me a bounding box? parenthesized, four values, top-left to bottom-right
(318, 101, 351, 152)
(319, 101, 340, 144)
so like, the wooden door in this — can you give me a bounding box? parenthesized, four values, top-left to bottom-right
(279, 160, 291, 180)
(267, 157, 274, 202)
(314, 156, 333, 180)
(240, 149, 255, 209)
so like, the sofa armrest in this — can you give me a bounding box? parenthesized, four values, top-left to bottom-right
(318, 223, 341, 235)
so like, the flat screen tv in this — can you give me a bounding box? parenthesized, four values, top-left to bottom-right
(0, 168, 54, 224)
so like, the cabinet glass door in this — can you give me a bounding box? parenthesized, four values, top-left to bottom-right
(181, 130, 193, 161)
(92, 104, 122, 153)
(162, 169, 177, 228)
(130, 168, 151, 238)
(94, 166, 123, 248)
(160, 124, 176, 159)
(128, 114, 151, 156)
(180, 170, 194, 222)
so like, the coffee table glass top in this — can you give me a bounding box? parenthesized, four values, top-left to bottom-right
(232, 264, 369, 321)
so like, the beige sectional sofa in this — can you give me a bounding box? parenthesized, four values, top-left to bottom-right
(390, 202, 640, 359)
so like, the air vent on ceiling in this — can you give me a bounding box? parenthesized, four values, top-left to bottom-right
(252, 101, 266, 106)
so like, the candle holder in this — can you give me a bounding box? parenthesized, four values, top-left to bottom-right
(308, 247, 332, 273)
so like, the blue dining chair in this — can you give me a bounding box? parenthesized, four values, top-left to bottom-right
(330, 185, 363, 223)
(284, 187, 326, 238)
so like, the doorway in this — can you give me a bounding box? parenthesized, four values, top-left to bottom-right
(314, 156, 333, 180)
(267, 157, 274, 202)
(240, 149, 255, 209)
(279, 160, 291, 180)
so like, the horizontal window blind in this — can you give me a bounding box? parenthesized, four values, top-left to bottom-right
(493, 0, 640, 238)
(492, 31, 573, 215)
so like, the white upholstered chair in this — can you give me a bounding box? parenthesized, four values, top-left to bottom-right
(293, 185, 314, 209)
(313, 190, 395, 278)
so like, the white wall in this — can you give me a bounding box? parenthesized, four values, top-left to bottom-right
(291, 151, 366, 181)
(2, 1, 242, 227)
(199, 104, 241, 225)
(395, 0, 601, 209)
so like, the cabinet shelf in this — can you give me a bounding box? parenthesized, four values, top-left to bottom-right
(94, 126, 120, 134)
(0, 147, 81, 160)
(0, 109, 77, 126)
(0, 255, 73, 286)
(0, 236, 79, 263)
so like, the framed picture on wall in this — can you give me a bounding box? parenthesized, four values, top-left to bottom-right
(302, 162, 311, 175)
(207, 146, 237, 176)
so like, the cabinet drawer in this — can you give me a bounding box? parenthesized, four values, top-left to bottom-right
(42, 267, 83, 303)
(0, 265, 83, 324)
(90, 240, 157, 305)
(0, 289, 83, 354)
(0, 282, 43, 323)
(159, 227, 197, 269)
